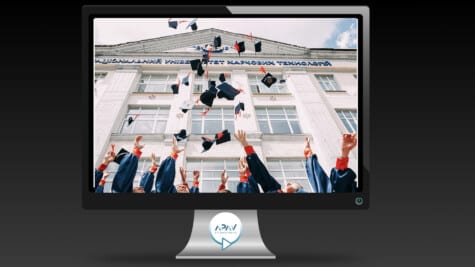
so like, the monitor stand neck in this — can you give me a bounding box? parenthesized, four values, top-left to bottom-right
(176, 210, 276, 259)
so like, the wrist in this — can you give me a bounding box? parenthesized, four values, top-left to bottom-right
(170, 151, 178, 160)
(98, 163, 108, 172)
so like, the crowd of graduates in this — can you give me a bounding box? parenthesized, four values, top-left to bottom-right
(94, 130, 357, 194)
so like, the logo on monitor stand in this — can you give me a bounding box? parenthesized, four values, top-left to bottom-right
(209, 212, 242, 250)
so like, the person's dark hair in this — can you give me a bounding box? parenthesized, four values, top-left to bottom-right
(217, 189, 232, 193)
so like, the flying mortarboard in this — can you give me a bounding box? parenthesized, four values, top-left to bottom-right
(171, 79, 181, 94)
(197, 63, 205, 76)
(235, 102, 245, 115)
(174, 129, 189, 142)
(261, 73, 277, 88)
(113, 148, 129, 164)
(254, 41, 262, 53)
(217, 82, 241, 100)
(190, 59, 201, 70)
(202, 53, 209, 64)
(215, 129, 231, 145)
(186, 18, 198, 31)
(214, 35, 221, 47)
(219, 73, 226, 83)
(201, 136, 215, 152)
(234, 41, 245, 55)
(200, 88, 218, 107)
(208, 80, 216, 89)
(279, 79, 286, 83)
(180, 100, 195, 113)
(168, 20, 178, 29)
(182, 75, 190, 86)
(127, 116, 134, 126)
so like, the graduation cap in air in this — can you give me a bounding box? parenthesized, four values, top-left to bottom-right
(113, 148, 129, 164)
(201, 136, 215, 152)
(186, 18, 198, 31)
(208, 80, 216, 88)
(217, 82, 241, 100)
(200, 86, 218, 107)
(171, 80, 180, 94)
(214, 35, 221, 47)
(215, 129, 231, 145)
(202, 53, 209, 64)
(254, 41, 262, 53)
(235, 102, 245, 115)
(190, 59, 201, 70)
(261, 73, 277, 88)
(127, 116, 134, 126)
(279, 79, 286, 83)
(197, 63, 205, 76)
(174, 129, 189, 142)
(234, 41, 245, 55)
(168, 20, 178, 29)
(219, 73, 226, 83)
(180, 100, 195, 113)
(182, 75, 190, 86)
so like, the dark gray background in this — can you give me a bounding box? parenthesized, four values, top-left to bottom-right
(1, 2, 474, 266)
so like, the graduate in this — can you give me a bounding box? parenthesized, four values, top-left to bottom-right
(154, 136, 184, 193)
(177, 167, 200, 193)
(111, 136, 144, 193)
(132, 152, 159, 193)
(235, 157, 260, 193)
(234, 129, 304, 193)
(95, 172, 110, 193)
(216, 169, 231, 193)
(304, 134, 357, 193)
(94, 144, 115, 190)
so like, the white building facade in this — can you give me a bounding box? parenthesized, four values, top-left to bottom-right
(93, 28, 358, 193)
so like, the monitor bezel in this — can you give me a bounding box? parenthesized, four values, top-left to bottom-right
(82, 5, 370, 209)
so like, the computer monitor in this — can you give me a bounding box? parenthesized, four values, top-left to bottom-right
(82, 5, 370, 259)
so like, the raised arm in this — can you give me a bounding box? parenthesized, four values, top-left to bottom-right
(304, 137, 332, 193)
(111, 136, 143, 193)
(331, 133, 357, 192)
(155, 137, 184, 193)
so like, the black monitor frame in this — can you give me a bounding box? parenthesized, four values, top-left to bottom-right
(82, 5, 370, 209)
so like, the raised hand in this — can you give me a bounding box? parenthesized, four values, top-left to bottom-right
(193, 170, 200, 182)
(238, 157, 248, 175)
(134, 135, 144, 150)
(304, 137, 313, 158)
(220, 169, 229, 185)
(103, 144, 116, 165)
(179, 167, 187, 183)
(151, 152, 156, 166)
(234, 129, 249, 147)
(172, 136, 185, 154)
(341, 133, 357, 158)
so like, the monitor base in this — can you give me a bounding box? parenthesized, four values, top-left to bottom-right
(176, 210, 276, 259)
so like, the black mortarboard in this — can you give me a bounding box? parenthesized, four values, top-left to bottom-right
(234, 41, 245, 55)
(217, 82, 241, 100)
(168, 20, 178, 29)
(190, 59, 201, 70)
(261, 73, 277, 88)
(127, 116, 134, 125)
(182, 75, 190, 86)
(197, 63, 205, 76)
(186, 18, 198, 31)
(171, 83, 179, 94)
(200, 88, 217, 107)
(215, 129, 231, 145)
(174, 129, 188, 142)
(279, 79, 286, 83)
(201, 136, 215, 152)
(113, 148, 129, 164)
(214, 35, 221, 47)
(219, 73, 226, 83)
(202, 53, 209, 64)
(180, 100, 195, 113)
(208, 80, 216, 89)
(254, 41, 262, 52)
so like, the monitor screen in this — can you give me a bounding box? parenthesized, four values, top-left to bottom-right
(82, 6, 370, 209)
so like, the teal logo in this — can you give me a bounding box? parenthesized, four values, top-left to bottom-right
(355, 197, 364, 206)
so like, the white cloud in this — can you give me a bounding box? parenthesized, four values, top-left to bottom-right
(336, 22, 357, 49)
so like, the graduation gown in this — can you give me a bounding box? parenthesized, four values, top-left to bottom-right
(112, 152, 139, 193)
(306, 154, 357, 193)
(305, 154, 333, 193)
(139, 171, 155, 193)
(244, 146, 282, 193)
(237, 175, 260, 193)
(155, 156, 177, 193)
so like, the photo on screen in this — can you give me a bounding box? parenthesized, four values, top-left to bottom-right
(92, 17, 359, 194)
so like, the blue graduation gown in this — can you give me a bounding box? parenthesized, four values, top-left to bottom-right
(139, 171, 155, 193)
(237, 175, 260, 193)
(112, 153, 139, 193)
(189, 186, 199, 193)
(95, 169, 103, 188)
(246, 153, 282, 193)
(305, 154, 333, 193)
(155, 157, 177, 193)
(95, 184, 104, 193)
(330, 168, 357, 193)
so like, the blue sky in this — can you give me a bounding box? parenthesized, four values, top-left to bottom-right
(95, 18, 357, 49)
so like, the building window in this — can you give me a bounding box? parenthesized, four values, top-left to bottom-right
(315, 74, 341, 91)
(186, 159, 240, 193)
(248, 74, 288, 94)
(336, 109, 357, 133)
(191, 107, 235, 134)
(137, 74, 177, 93)
(119, 106, 170, 134)
(100, 157, 156, 193)
(256, 107, 302, 134)
(95, 72, 107, 83)
(267, 159, 313, 192)
(193, 73, 229, 94)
